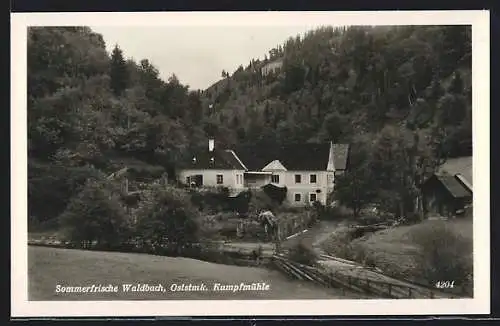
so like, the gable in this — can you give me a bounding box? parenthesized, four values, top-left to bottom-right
(262, 160, 287, 171)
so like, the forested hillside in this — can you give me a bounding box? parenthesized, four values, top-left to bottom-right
(203, 25, 472, 158)
(28, 27, 207, 229)
(27, 25, 472, 230)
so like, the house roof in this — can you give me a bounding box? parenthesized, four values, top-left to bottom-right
(437, 156, 472, 188)
(434, 175, 472, 198)
(179, 149, 247, 170)
(332, 144, 350, 170)
(234, 143, 349, 171)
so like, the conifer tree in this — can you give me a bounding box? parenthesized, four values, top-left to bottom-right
(110, 44, 129, 96)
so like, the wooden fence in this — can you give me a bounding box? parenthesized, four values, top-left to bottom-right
(271, 254, 456, 299)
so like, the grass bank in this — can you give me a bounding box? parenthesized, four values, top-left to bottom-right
(29, 246, 365, 300)
(320, 218, 473, 296)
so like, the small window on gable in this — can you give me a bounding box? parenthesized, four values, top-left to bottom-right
(310, 193, 317, 202)
(294, 193, 302, 202)
(295, 174, 302, 183)
(310, 174, 317, 183)
(217, 174, 223, 184)
(271, 174, 279, 183)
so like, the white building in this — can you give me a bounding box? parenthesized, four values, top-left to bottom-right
(261, 59, 283, 76)
(176, 139, 350, 205)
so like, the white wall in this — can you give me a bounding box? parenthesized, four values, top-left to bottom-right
(177, 169, 246, 189)
(262, 61, 283, 76)
(281, 170, 335, 206)
(178, 168, 336, 206)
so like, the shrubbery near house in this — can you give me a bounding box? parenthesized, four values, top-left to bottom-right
(134, 185, 200, 253)
(248, 189, 276, 214)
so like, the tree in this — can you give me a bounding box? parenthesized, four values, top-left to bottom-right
(333, 142, 376, 217)
(110, 44, 129, 96)
(231, 115, 240, 128)
(263, 102, 272, 124)
(58, 178, 129, 248)
(135, 186, 199, 253)
(369, 126, 413, 217)
(27, 27, 208, 232)
(369, 126, 438, 218)
(188, 91, 203, 123)
(318, 112, 348, 142)
(29, 162, 106, 230)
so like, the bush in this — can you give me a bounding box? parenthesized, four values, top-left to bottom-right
(410, 221, 473, 288)
(228, 190, 251, 214)
(287, 241, 318, 266)
(58, 178, 130, 248)
(357, 215, 381, 226)
(276, 205, 303, 214)
(248, 190, 276, 214)
(261, 184, 287, 204)
(316, 205, 352, 221)
(135, 185, 200, 252)
(189, 187, 231, 213)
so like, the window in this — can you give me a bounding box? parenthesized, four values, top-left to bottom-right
(310, 174, 317, 183)
(309, 193, 317, 202)
(294, 193, 302, 202)
(271, 174, 280, 183)
(295, 174, 302, 183)
(217, 174, 223, 184)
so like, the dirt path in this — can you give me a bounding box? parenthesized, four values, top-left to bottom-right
(279, 221, 456, 298)
(282, 221, 343, 253)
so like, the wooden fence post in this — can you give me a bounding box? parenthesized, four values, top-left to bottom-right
(388, 283, 392, 297)
(408, 287, 412, 298)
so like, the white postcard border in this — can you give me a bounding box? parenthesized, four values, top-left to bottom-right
(11, 10, 490, 317)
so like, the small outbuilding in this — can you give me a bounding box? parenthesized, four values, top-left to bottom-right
(420, 156, 472, 218)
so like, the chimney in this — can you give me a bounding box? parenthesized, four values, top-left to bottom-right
(208, 138, 215, 152)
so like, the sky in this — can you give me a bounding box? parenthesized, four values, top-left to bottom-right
(89, 25, 322, 90)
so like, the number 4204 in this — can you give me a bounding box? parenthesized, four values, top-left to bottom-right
(435, 281, 455, 289)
